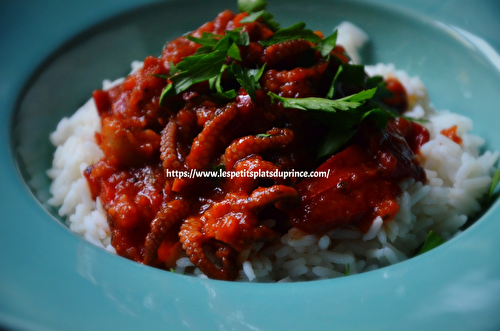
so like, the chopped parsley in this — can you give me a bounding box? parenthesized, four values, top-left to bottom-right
(230, 63, 266, 101)
(258, 22, 321, 47)
(159, 30, 250, 105)
(317, 30, 338, 58)
(186, 32, 221, 47)
(158, 0, 402, 158)
(268, 88, 395, 157)
(237, 0, 267, 13)
(416, 231, 445, 255)
(238, 0, 279, 31)
(488, 168, 500, 202)
(269, 88, 377, 112)
(240, 10, 280, 31)
(210, 164, 226, 182)
(209, 64, 238, 100)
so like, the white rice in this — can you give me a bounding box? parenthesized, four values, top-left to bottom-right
(47, 25, 499, 282)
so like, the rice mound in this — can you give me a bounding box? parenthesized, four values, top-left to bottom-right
(47, 26, 499, 282)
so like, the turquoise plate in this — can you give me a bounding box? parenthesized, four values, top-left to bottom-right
(1, 0, 500, 330)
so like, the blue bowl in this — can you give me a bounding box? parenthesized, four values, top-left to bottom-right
(2, 0, 500, 330)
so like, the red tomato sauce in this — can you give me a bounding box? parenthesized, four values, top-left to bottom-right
(289, 118, 428, 234)
(440, 125, 462, 144)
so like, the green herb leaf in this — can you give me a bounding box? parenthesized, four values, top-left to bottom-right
(159, 30, 249, 105)
(230, 63, 266, 101)
(365, 75, 384, 87)
(488, 167, 500, 202)
(269, 88, 389, 159)
(221, 29, 250, 48)
(209, 64, 238, 100)
(169, 60, 179, 76)
(210, 164, 226, 181)
(326, 65, 343, 99)
(228, 43, 242, 61)
(238, 0, 267, 13)
(240, 10, 264, 23)
(186, 32, 221, 47)
(239, 10, 280, 31)
(237, 30, 251, 47)
(268, 88, 376, 113)
(255, 133, 271, 138)
(417, 230, 445, 255)
(326, 64, 368, 102)
(169, 49, 228, 94)
(260, 12, 280, 31)
(318, 30, 338, 57)
(150, 74, 170, 79)
(259, 22, 321, 47)
(336, 64, 366, 87)
(159, 83, 175, 104)
(317, 128, 357, 158)
(194, 45, 215, 55)
(268, 93, 359, 112)
(345, 263, 350, 276)
(212, 164, 226, 172)
(360, 108, 394, 129)
(366, 75, 392, 100)
(402, 116, 429, 124)
(343, 87, 377, 103)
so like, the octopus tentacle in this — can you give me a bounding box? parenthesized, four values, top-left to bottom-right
(160, 120, 181, 171)
(260, 39, 313, 70)
(185, 103, 238, 170)
(228, 155, 285, 194)
(246, 185, 299, 212)
(180, 185, 299, 279)
(263, 61, 329, 98)
(204, 204, 277, 252)
(224, 128, 294, 170)
(143, 199, 190, 265)
(179, 216, 238, 280)
(172, 103, 238, 193)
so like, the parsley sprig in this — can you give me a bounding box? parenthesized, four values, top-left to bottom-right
(259, 22, 321, 47)
(159, 0, 343, 106)
(269, 85, 395, 157)
(230, 63, 266, 100)
(269, 88, 377, 112)
(238, 0, 279, 30)
(488, 168, 500, 202)
(159, 0, 398, 159)
(159, 30, 250, 105)
(240, 10, 280, 31)
(237, 0, 267, 13)
(416, 231, 445, 255)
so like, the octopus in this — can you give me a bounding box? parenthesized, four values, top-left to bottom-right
(84, 8, 429, 280)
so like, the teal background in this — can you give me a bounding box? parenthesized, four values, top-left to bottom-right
(1, 0, 500, 330)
